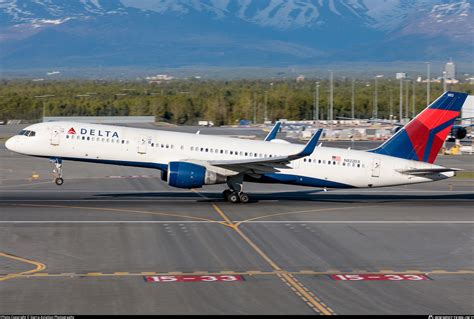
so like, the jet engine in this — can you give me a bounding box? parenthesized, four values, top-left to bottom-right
(165, 161, 226, 189)
(452, 127, 467, 140)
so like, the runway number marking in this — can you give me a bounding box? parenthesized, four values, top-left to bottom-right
(144, 275, 244, 283)
(330, 274, 431, 281)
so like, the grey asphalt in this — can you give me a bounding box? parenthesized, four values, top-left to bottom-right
(0, 130, 473, 315)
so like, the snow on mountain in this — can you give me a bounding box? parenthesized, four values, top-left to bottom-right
(397, 0, 472, 41)
(0, 0, 471, 68)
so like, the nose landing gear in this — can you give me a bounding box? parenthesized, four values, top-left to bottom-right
(50, 158, 64, 186)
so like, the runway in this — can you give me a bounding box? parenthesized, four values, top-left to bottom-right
(1, 135, 473, 314)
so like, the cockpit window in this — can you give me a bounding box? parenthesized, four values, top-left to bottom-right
(17, 130, 36, 137)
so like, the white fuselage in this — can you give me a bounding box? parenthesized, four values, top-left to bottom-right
(5, 122, 454, 189)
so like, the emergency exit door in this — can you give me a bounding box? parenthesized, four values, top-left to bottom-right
(137, 136, 147, 154)
(50, 126, 61, 145)
(371, 158, 381, 177)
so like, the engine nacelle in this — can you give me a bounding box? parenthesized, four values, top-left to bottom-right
(452, 127, 467, 140)
(167, 161, 226, 189)
(391, 126, 402, 134)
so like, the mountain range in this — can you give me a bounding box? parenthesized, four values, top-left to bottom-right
(0, 0, 472, 70)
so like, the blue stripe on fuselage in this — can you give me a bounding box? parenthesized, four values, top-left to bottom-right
(245, 173, 354, 189)
(34, 156, 353, 189)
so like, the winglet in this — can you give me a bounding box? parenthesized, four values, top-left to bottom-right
(298, 129, 323, 157)
(264, 122, 281, 141)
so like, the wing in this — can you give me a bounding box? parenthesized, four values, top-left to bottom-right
(264, 122, 282, 141)
(206, 129, 323, 175)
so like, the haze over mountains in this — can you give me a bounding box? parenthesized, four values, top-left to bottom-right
(0, 0, 472, 70)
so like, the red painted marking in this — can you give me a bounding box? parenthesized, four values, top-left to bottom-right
(428, 126, 452, 163)
(330, 274, 431, 281)
(405, 109, 459, 162)
(67, 127, 76, 135)
(145, 275, 244, 283)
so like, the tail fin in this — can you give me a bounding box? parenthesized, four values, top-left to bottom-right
(370, 91, 468, 163)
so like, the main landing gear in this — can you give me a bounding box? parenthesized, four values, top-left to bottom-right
(50, 158, 64, 186)
(222, 174, 250, 204)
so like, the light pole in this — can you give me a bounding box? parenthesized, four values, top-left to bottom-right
(443, 71, 447, 92)
(405, 79, 410, 119)
(313, 82, 320, 121)
(374, 75, 383, 119)
(329, 70, 333, 123)
(396, 72, 406, 122)
(264, 90, 268, 123)
(425, 62, 431, 107)
(34, 94, 55, 121)
(351, 79, 355, 119)
(389, 89, 393, 121)
(253, 91, 257, 124)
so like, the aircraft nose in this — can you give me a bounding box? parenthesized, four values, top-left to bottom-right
(5, 136, 17, 152)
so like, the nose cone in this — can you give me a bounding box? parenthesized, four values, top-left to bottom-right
(5, 136, 17, 152)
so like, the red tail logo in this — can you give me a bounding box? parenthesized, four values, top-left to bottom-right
(67, 127, 76, 134)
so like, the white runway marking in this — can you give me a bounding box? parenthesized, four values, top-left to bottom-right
(0, 220, 472, 224)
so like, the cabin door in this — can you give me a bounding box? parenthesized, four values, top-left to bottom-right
(371, 158, 381, 177)
(137, 136, 148, 154)
(50, 126, 61, 146)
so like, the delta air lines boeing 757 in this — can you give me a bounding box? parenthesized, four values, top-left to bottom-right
(5, 92, 468, 203)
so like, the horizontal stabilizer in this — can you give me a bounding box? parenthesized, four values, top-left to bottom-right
(396, 167, 462, 175)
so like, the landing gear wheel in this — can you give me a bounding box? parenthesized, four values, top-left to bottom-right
(227, 192, 240, 204)
(239, 192, 250, 203)
(223, 189, 232, 200)
(55, 177, 64, 186)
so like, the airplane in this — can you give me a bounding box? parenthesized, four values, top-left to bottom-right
(5, 91, 468, 204)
